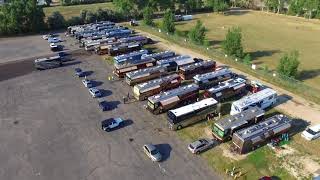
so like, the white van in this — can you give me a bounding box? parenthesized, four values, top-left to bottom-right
(301, 124, 320, 141)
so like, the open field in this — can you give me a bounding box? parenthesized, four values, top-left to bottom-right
(43, 2, 114, 20)
(173, 10, 320, 90)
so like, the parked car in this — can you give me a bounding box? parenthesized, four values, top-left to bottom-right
(188, 138, 214, 154)
(43, 33, 54, 40)
(82, 79, 93, 88)
(50, 43, 59, 51)
(98, 100, 110, 111)
(48, 37, 60, 43)
(89, 87, 102, 98)
(101, 118, 123, 131)
(74, 68, 85, 77)
(301, 124, 320, 141)
(143, 144, 162, 162)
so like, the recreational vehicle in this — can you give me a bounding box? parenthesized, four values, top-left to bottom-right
(212, 107, 265, 142)
(133, 74, 181, 101)
(232, 114, 292, 154)
(204, 77, 247, 101)
(167, 98, 218, 130)
(147, 84, 199, 114)
(114, 58, 156, 78)
(179, 60, 216, 80)
(230, 88, 277, 115)
(193, 69, 235, 90)
(141, 51, 175, 61)
(114, 49, 149, 65)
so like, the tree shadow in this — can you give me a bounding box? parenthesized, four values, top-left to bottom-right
(298, 69, 320, 81)
(271, 176, 282, 180)
(208, 40, 222, 47)
(224, 8, 251, 16)
(249, 50, 281, 60)
(99, 89, 112, 98)
(155, 143, 172, 162)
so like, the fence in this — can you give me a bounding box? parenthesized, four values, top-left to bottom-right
(132, 25, 320, 105)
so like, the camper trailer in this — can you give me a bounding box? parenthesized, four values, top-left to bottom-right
(232, 114, 292, 154)
(114, 49, 149, 65)
(230, 88, 277, 115)
(204, 77, 247, 101)
(157, 55, 199, 68)
(212, 107, 265, 142)
(114, 58, 157, 78)
(141, 51, 175, 61)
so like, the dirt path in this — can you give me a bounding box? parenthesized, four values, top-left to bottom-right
(137, 29, 320, 125)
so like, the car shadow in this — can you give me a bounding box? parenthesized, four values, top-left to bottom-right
(83, 70, 94, 76)
(107, 100, 121, 111)
(155, 143, 172, 162)
(92, 80, 103, 87)
(99, 89, 112, 97)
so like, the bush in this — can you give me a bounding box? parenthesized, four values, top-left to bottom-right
(161, 9, 175, 33)
(188, 20, 206, 45)
(47, 11, 66, 29)
(143, 7, 154, 26)
(243, 53, 252, 65)
(277, 50, 300, 78)
(222, 27, 244, 58)
(67, 16, 82, 26)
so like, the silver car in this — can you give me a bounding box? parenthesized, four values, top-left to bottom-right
(188, 138, 214, 154)
(89, 87, 101, 98)
(143, 144, 162, 162)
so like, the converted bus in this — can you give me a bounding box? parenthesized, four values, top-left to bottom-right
(125, 64, 176, 86)
(147, 84, 199, 114)
(133, 74, 181, 101)
(230, 88, 277, 115)
(179, 60, 216, 80)
(114, 58, 156, 78)
(232, 114, 292, 154)
(193, 69, 235, 90)
(167, 98, 218, 130)
(104, 42, 141, 56)
(212, 107, 265, 142)
(118, 35, 152, 45)
(204, 77, 247, 102)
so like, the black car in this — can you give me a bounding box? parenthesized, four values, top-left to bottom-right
(98, 101, 110, 111)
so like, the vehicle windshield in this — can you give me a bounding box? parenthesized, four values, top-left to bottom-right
(150, 149, 159, 155)
(306, 128, 317, 135)
(147, 100, 155, 110)
(213, 125, 225, 138)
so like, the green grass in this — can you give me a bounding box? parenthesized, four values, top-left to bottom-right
(43, 2, 114, 20)
(173, 11, 320, 90)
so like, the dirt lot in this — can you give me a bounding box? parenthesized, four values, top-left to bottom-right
(0, 53, 221, 180)
(0, 32, 79, 64)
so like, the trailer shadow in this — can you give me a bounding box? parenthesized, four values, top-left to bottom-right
(274, 94, 292, 106)
(288, 118, 310, 137)
(155, 143, 172, 162)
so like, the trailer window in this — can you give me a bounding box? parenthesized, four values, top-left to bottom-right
(147, 101, 155, 110)
(213, 126, 225, 138)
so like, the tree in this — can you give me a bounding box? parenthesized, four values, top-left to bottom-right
(161, 9, 175, 33)
(143, 7, 154, 26)
(85, 11, 97, 23)
(208, 0, 229, 13)
(113, 0, 135, 19)
(188, 20, 206, 45)
(243, 53, 252, 65)
(80, 9, 88, 23)
(222, 27, 244, 58)
(45, 0, 52, 6)
(47, 11, 66, 29)
(277, 50, 300, 78)
(67, 16, 82, 26)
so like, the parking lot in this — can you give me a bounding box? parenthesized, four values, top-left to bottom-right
(0, 53, 221, 180)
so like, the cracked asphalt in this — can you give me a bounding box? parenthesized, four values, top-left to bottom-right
(0, 53, 221, 180)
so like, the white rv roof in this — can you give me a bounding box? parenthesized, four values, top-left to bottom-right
(169, 98, 218, 117)
(232, 88, 277, 109)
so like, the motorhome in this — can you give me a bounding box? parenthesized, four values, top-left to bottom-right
(193, 69, 235, 90)
(230, 88, 277, 115)
(179, 60, 216, 80)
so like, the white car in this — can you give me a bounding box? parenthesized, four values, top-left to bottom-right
(301, 124, 320, 141)
(188, 138, 215, 154)
(89, 87, 101, 98)
(143, 144, 162, 162)
(48, 37, 60, 43)
(82, 79, 93, 88)
(101, 118, 124, 131)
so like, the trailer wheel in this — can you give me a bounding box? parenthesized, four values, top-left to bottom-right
(177, 125, 182, 130)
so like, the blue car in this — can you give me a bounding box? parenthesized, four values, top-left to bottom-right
(74, 68, 85, 77)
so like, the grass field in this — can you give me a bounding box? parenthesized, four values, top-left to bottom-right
(43, 2, 114, 20)
(173, 10, 320, 90)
